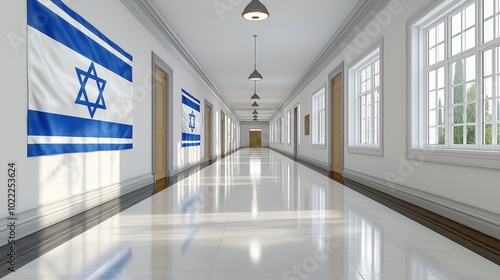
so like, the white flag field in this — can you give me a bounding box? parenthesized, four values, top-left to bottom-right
(27, 0, 133, 157)
(181, 89, 201, 147)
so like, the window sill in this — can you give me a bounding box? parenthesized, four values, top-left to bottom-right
(347, 145, 383, 157)
(408, 147, 500, 170)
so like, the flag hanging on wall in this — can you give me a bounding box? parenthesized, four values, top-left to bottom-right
(181, 89, 201, 147)
(27, 0, 134, 157)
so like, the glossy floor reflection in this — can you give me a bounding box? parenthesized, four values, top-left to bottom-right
(6, 149, 500, 279)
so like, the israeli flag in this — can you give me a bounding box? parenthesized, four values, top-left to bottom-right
(27, 0, 133, 157)
(181, 89, 201, 147)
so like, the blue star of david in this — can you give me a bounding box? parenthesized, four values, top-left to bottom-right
(189, 110, 196, 132)
(75, 62, 107, 119)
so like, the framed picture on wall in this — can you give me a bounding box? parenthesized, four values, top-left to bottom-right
(305, 114, 310, 135)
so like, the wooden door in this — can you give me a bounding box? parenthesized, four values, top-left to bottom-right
(220, 111, 225, 156)
(249, 131, 262, 148)
(331, 73, 342, 181)
(205, 104, 212, 161)
(155, 66, 167, 192)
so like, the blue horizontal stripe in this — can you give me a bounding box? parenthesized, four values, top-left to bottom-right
(28, 143, 133, 157)
(27, 0, 133, 82)
(182, 89, 200, 104)
(182, 133, 201, 141)
(28, 110, 133, 139)
(181, 142, 201, 147)
(182, 96, 200, 112)
(48, 0, 133, 62)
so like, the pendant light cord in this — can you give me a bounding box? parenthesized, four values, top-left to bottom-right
(254, 35, 257, 70)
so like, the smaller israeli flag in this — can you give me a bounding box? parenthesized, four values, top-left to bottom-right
(181, 89, 201, 147)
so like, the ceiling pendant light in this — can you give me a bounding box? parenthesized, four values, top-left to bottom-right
(248, 35, 263, 81)
(250, 81, 260, 100)
(252, 109, 259, 115)
(242, 0, 270, 21)
(251, 101, 259, 107)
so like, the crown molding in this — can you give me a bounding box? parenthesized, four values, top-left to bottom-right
(120, 0, 239, 120)
(274, 0, 393, 115)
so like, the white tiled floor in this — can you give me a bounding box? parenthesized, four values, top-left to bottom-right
(6, 149, 500, 279)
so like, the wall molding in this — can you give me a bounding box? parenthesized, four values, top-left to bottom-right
(274, 0, 393, 115)
(120, 0, 238, 120)
(343, 168, 500, 240)
(0, 174, 154, 240)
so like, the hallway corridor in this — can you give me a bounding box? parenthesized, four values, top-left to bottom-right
(5, 149, 500, 279)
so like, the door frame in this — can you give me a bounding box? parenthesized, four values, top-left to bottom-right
(204, 100, 213, 162)
(152, 53, 173, 182)
(220, 110, 225, 157)
(293, 104, 300, 158)
(327, 62, 345, 178)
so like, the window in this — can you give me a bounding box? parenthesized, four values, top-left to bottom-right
(410, 0, 500, 169)
(287, 109, 291, 145)
(312, 87, 326, 147)
(348, 44, 383, 155)
(281, 117, 285, 144)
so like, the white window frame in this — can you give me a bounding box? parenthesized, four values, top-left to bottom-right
(312, 87, 327, 148)
(287, 109, 292, 145)
(281, 117, 285, 144)
(347, 41, 384, 156)
(409, 0, 500, 169)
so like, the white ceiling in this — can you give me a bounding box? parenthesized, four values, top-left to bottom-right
(150, 0, 361, 122)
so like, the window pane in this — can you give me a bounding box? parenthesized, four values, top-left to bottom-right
(484, 99, 493, 122)
(438, 108, 445, 125)
(454, 126, 464, 144)
(465, 55, 476, 81)
(438, 127, 446, 144)
(454, 105, 464, 123)
(429, 127, 437, 144)
(466, 125, 476, 144)
(451, 12, 462, 36)
(498, 124, 500, 144)
(452, 35, 462, 56)
(438, 89, 445, 108)
(429, 91, 436, 109)
(485, 124, 493, 145)
(484, 77, 493, 98)
(454, 85, 464, 103)
(429, 47, 436, 65)
(484, 49, 493, 76)
(498, 99, 500, 121)
(429, 27, 436, 46)
(467, 103, 476, 122)
(438, 21, 445, 42)
(438, 67, 445, 88)
(452, 60, 464, 85)
(484, 18, 494, 43)
(466, 83, 477, 102)
(465, 4, 475, 29)
(429, 110, 437, 126)
(465, 28, 476, 50)
(484, 0, 494, 19)
(429, 70, 436, 90)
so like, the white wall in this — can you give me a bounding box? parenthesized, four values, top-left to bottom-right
(240, 121, 270, 148)
(271, 0, 500, 238)
(0, 0, 238, 240)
